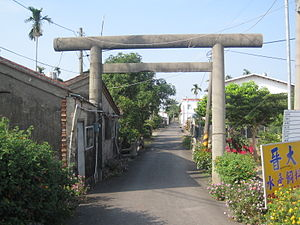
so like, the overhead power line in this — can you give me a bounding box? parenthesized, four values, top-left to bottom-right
(264, 37, 295, 44)
(244, 0, 278, 32)
(11, 0, 78, 35)
(0, 46, 78, 74)
(227, 49, 295, 61)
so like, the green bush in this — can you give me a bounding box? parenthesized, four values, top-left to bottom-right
(264, 187, 300, 225)
(193, 150, 212, 174)
(182, 135, 192, 149)
(0, 118, 79, 225)
(215, 152, 257, 184)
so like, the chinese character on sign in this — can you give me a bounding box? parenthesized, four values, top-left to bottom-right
(286, 170, 294, 184)
(277, 173, 284, 187)
(295, 169, 300, 181)
(267, 176, 275, 190)
(269, 147, 282, 171)
(286, 145, 297, 166)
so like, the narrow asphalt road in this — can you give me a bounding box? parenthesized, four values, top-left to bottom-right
(67, 123, 238, 225)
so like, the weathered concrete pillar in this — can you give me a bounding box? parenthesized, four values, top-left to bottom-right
(211, 43, 225, 184)
(89, 46, 102, 108)
(295, 3, 300, 109)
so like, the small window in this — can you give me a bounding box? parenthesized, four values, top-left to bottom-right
(85, 126, 94, 150)
(187, 104, 191, 110)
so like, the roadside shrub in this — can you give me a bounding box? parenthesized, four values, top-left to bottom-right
(225, 179, 265, 224)
(193, 150, 212, 174)
(265, 187, 300, 225)
(207, 182, 229, 201)
(182, 135, 192, 149)
(215, 152, 257, 184)
(0, 118, 80, 225)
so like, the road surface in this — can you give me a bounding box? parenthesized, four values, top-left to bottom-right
(67, 123, 238, 225)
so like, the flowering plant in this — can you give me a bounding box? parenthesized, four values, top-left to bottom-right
(226, 136, 254, 154)
(65, 174, 88, 202)
(224, 179, 266, 224)
(265, 187, 300, 225)
(207, 182, 229, 201)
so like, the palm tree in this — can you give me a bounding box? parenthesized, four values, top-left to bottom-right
(191, 84, 202, 98)
(25, 7, 52, 71)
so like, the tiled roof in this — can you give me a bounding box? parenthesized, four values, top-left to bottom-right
(64, 72, 120, 115)
(0, 56, 69, 90)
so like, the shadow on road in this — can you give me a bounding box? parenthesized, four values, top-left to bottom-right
(67, 196, 166, 225)
(92, 150, 201, 194)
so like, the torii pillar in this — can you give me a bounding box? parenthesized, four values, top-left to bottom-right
(54, 33, 263, 184)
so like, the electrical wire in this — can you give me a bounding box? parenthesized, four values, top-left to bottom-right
(85, 6, 284, 48)
(264, 37, 295, 44)
(227, 49, 295, 61)
(244, 0, 279, 32)
(11, 0, 78, 35)
(0, 46, 78, 74)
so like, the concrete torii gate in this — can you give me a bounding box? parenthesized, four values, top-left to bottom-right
(54, 33, 263, 183)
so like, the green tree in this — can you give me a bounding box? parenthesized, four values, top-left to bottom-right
(191, 84, 202, 98)
(225, 81, 286, 159)
(25, 7, 52, 71)
(194, 95, 208, 126)
(165, 99, 180, 120)
(103, 52, 175, 146)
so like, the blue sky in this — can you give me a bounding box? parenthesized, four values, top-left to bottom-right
(0, 0, 297, 100)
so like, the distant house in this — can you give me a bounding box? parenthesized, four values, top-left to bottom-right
(179, 98, 200, 126)
(225, 73, 294, 94)
(0, 57, 120, 184)
(158, 110, 169, 126)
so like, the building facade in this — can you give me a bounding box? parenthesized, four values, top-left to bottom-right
(225, 73, 294, 94)
(0, 57, 120, 184)
(179, 98, 200, 126)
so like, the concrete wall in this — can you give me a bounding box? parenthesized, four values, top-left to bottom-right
(66, 75, 120, 166)
(102, 95, 118, 164)
(0, 61, 68, 153)
(66, 97, 99, 182)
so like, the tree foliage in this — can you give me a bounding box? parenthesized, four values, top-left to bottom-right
(225, 81, 286, 129)
(0, 118, 79, 225)
(194, 81, 286, 158)
(25, 7, 52, 40)
(225, 81, 286, 158)
(103, 53, 176, 145)
(165, 99, 180, 120)
(194, 95, 208, 126)
(191, 84, 202, 98)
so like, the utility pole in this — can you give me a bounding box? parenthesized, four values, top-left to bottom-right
(285, 0, 292, 109)
(79, 27, 83, 75)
